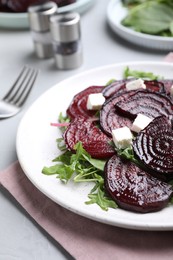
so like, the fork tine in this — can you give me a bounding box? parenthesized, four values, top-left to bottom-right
(6, 67, 34, 103)
(15, 69, 39, 107)
(0, 66, 38, 119)
(3, 66, 28, 101)
(11, 67, 35, 104)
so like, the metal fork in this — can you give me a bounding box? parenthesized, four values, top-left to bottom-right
(0, 66, 39, 119)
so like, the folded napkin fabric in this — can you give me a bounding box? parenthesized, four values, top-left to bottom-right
(164, 52, 173, 62)
(1, 161, 173, 260)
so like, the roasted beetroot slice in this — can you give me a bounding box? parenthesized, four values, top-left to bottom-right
(133, 116, 173, 174)
(144, 80, 165, 93)
(66, 86, 104, 120)
(102, 79, 165, 99)
(102, 79, 130, 98)
(105, 154, 173, 213)
(100, 91, 137, 136)
(115, 90, 173, 120)
(63, 116, 115, 159)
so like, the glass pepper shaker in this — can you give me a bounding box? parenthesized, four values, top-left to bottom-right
(28, 1, 58, 59)
(49, 12, 83, 69)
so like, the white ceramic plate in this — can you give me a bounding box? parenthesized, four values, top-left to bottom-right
(16, 61, 173, 231)
(0, 0, 95, 29)
(107, 0, 173, 50)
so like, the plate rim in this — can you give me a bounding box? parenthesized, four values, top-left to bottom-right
(0, 0, 95, 28)
(107, 0, 173, 49)
(16, 61, 173, 231)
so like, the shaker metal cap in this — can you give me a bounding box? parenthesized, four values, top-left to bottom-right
(50, 12, 81, 42)
(28, 1, 57, 32)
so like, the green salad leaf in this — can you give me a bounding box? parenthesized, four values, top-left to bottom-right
(121, 0, 173, 36)
(117, 146, 143, 168)
(86, 185, 118, 211)
(123, 66, 161, 80)
(42, 142, 142, 211)
(42, 142, 117, 211)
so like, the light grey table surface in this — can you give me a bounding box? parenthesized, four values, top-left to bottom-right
(0, 1, 168, 259)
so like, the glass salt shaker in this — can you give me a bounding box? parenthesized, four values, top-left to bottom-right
(28, 1, 57, 59)
(49, 12, 83, 69)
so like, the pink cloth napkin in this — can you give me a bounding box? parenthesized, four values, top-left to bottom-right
(1, 161, 173, 260)
(1, 55, 173, 260)
(164, 52, 173, 62)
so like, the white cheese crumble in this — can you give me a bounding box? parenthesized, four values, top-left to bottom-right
(87, 93, 105, 110)
(126, 78, 146, 91)
(131, 113, 153, 133)
(112, 126, 133, 149)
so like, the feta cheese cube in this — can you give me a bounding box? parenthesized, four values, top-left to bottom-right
(112, 126, 133, 149)
(131, 113, 153, 133)
(126, 78, 146, 91)
(87, 93, 105, 110)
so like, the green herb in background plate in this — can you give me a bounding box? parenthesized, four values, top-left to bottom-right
(121, 0, 173, 36)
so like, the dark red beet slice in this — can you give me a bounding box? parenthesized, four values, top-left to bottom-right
(102, 79, 130, 98)
(115, 90, 173, 120)
(63, 116, 115, 159)
(100, 91, 137, 136)
(105, 154, 173, 213)
(144, 80, 165, 93)
(133, 116, 173, 174)
(66, 86, 104, 120)
(103, 79, 165, 99)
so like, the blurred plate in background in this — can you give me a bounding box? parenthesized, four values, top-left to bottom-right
(0, 0, 95, 29)
(107, 0, 173, 51)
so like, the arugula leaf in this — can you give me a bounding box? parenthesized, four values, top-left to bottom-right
(53, 150, 72, 164)
(86, 186, 117, 211)
(82, 154, 106, 171)
(42, 164, 74, 183)
(56, 138, 67, 151)
(85, 173, 117, 210)
(58, 112, 70, 124)
(42, 141, 117, 210)
(105, 79, 116, 86)
(58, 112, 70, 132)
(123, 66, 161, 80)
(117, 145, 142, 167)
